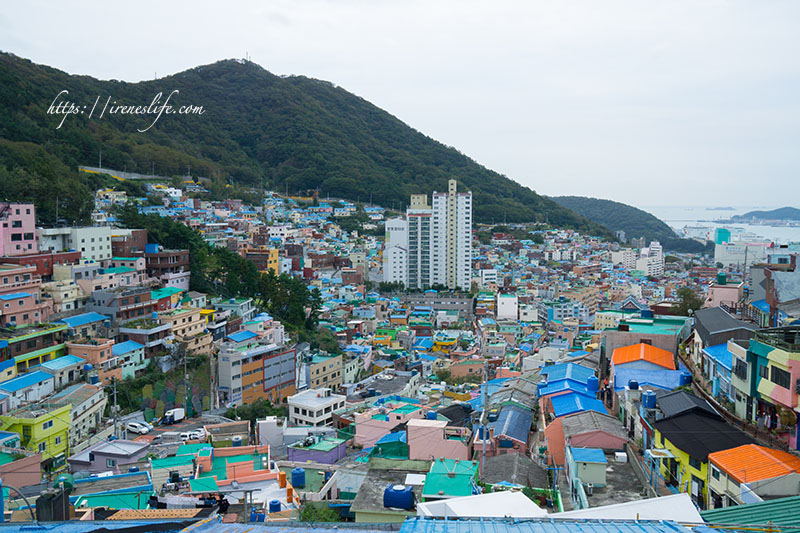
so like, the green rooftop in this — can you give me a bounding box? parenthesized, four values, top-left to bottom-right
(189, 477, 220, 493)
(422, 458, 479, 500)
(701, 495, 800, 532)
(177, 443, 212, 456)
(279, 466, 328, 493)
(103, 266, 135, 275)
(151, 454, 194, 470)
(74, 490, 154, 510)
(198, 452, 270, 481)
(289, 437, 346, 452)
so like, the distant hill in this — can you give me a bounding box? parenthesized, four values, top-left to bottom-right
(550, 196, 710, 253)
(0, 52, 610, 237)
(730, 207, 800, 222)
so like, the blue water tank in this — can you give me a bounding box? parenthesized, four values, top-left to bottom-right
(640, 309, 654, 319)
(152, 311, 158, 319)
(291, 467, 306, 488)
(628, 380, 639, 390)
(128, 466, 139, 473)
(383, 484, 414, 510)
(642, 390, 657, 409)
(232, 436, 243, 447)
(587, 376, 599, 393)
(324, 470, 333, 482)
(270, 461, 276, 470)
(257, 513, 265, 522)
(680, 371, 692, 386)
(426, 411, 437, 420)
(269, 500, 281, 513)
(83, 364, 93, 372)
(89, 375, 99, 385)
(250, 509, 258, 522)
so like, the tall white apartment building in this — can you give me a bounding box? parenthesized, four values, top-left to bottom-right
(383, 218, 408, 287)
(37, 226, 113, 261)
(431, 180, 472, 290)
(407, 194, 433, 290)
(385, 180, 472, 291)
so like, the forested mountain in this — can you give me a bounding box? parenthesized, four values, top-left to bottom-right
(0, 52, 609, 235)
(550, 196, 711, 253)
(731, 207, 800, 221)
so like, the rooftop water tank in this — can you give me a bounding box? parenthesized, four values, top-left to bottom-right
(128, 466, 140, 473)
(587, 376, 599, 393)
(628, 379, 639, 391)
(383, 484, 414, 510)
(83, 364, 93, 372)
(53, 473, 74, 492)
(642, 390, 657, 409)
(291, 467, 306, 488)
(152, 312, 157, 319)
(426, 411, 437, 420)
(679, 371, 692, 386)
(268, 500, 281, 513)
(232, 436, 243, 447)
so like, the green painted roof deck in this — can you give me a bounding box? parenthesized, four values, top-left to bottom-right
(150, 454, 195, 470)
(390, 405, 420, 415)
(279, 466, 327, 493)
(177, 443, 212, 456)
(422, 458, 479, 500)
(290, 437, 346, 452)
(74, 490, 154, 509)
(189, 477, 219, 493)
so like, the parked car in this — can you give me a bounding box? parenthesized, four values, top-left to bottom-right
(125, 421, 150, 435)
(188, 428, 207, 441)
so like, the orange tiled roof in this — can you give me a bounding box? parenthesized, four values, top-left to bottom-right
(611, 343, 676, 369)
(709, 444, 800, 483)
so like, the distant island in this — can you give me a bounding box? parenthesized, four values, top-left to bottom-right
(727, 206, 800, 222)
(706, 207, 736, 211)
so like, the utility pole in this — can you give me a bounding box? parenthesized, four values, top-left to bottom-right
(112, 377, 118, 438)
(480, 361, 488, 478)
(184, 347, 189, 415)
(99, 150, 102, 169)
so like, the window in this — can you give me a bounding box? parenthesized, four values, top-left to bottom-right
(107, 459, 117, 467)
(38, 443, 46, 452)
(711, 466, 721, 481)
(771, 366, 791, 389)
(689, 456, 701, 470)
(55, 436, 62, 446)
(42, 420, 53, 430)
(759, 365, 770, 379)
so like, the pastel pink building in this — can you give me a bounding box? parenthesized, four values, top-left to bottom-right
(0, 203, 38, 256)
(0, 263, 52, 326)
(407, 419, 471, 461)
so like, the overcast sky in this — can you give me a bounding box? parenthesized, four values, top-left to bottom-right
(1, 1, 797, 209)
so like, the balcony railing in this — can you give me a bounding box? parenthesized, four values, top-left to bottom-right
(754, 327, 800, 352)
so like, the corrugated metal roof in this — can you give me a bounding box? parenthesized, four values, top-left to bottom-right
(612, 343, 676, 370)
(58, 312, 110, 328)
(708, 443, 800, 483)
(399, 517, 693, 533)
(701, 494, 800, 532)
(550, 392, 608, 418)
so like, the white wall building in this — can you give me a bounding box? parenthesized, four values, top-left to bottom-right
(480, 269, 498, 289)
(496, 294, 519, 320)
(610, 249, 637, 269)
(287, 388, 346, 427)
(407, 195, 433, 290)
(38, 226, 113, 261)
(636, 241, 665, 277)
(431, 180, 472, 290)
(383, 218, 409, 287)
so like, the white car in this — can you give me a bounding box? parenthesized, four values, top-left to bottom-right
(188, 428, 207, 441)
(125, 422, 150, 435)
(180, 432, 192, 442)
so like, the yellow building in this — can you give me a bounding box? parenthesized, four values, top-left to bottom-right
(0, 403, 71, 473)
(308, 353, 343, 389)
(159, 307, 213, 354)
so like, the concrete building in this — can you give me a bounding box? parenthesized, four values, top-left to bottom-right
(50, 383, 107, 446)
(407, 194, 433, 290)
(37, 226, 113, 261)
(382, 218, 408, 287)
(0, 263, 52, 326)
(306, 353, 343, 390)
(496, 294, 518, 320)
(0, 203, 37, 256)
(431, 179, 472, 290)
(217, 336, 296, 406)
(288, 388, 346, 427)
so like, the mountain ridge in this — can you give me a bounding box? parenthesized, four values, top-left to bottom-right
(0, 52, 610, 237)
(550, 195, 711, 253)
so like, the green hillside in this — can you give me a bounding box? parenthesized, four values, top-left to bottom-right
(550, 196, 711, 253)
(0, 52, 609, 236)
(732, 207, 800, 221)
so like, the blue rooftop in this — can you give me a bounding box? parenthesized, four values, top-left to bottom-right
(489, 404, 533, 443)
(40, 354, 86, 371)
(571, 447, 608, 464)
(0, 292, 30, 301)
(702, 343, 733, 371)
(0, 370, 54, 393)
(227, 330, 258, 343)
(376, 431, 407, 444)
(112, 340, 144, 356)
(540, 363, 594, 384)
(399, 517, 691, 533)
(550, 392, 608, 418)
(613, 366, 686, 392)
(58, 312, 110, 328)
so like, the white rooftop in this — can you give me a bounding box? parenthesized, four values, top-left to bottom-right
(288, 388, 346, 408)
(416, 491, 547, 519)
(553, 493, 702, 522)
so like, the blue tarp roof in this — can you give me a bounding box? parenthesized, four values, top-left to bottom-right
(571, 447, 608, 464)
(613, 366, 686, 392)
(538, 379, 594, 398)
(0, 370, 53, 392)
(702, 343, 733, 371)
(227, 330, 258, 343)
(540, 363, 594, 384)
(488, 404, 533, 443)
(413, 338, 434, 349)
(550, 392, 608, 418)
(112, 340, 144, 356)
(376, 431, 407, 444)
(58, 312, 110, 328)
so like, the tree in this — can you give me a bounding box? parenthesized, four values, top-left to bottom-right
(676, 287, 704, 316)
